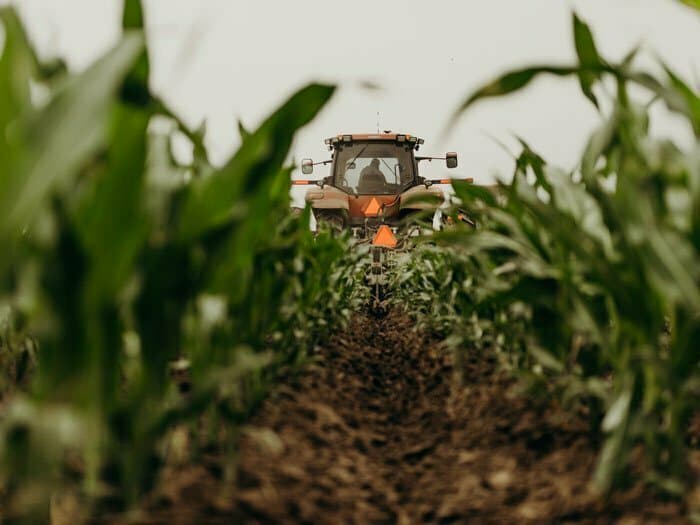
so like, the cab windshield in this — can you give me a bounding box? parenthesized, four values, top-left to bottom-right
(333, 142, 415, 195)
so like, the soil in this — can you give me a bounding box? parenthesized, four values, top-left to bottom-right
(141, 311, 694, 524)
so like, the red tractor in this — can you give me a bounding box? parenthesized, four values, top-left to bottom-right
(294, 132, 469, 247)
(294, 132, 470, 309)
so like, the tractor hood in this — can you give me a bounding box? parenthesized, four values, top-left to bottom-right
(304, 186, 349, 211)
(306, 184, 445, 218)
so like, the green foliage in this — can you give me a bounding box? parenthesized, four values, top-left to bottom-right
(397, 12, 700, 498)
(2, 1, 698, 519)
(0, 4, 362, 520)
(679, 0, 700, 10)
(573, 14, 604, 108)
(0, 308, 36, 401)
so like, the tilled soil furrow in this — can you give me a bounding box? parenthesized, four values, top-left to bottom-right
(229, 313, 452, 524)
(146, 311, 690, 524)
(230, 312, 688, 524)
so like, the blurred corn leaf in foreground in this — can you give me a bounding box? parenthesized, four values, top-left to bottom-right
(0, 3, 364, 521)
(679, 0, 700, 10)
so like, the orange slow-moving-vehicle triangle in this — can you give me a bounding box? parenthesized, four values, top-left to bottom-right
(363, 197, 382, 216)
(372, 225, 397, 249)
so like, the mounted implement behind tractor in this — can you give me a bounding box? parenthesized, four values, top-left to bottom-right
(294, 131, 471, 309)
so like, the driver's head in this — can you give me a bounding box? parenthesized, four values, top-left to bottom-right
(370, 158, 380, 168)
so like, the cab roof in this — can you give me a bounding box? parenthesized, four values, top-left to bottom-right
(324, 132, 425, 150)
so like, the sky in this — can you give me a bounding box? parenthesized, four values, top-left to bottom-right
(4, 0, 700, 203)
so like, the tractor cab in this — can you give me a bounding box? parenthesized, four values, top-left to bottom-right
(295, 132, 460, 238)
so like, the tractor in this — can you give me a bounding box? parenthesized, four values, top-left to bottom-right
(294, 131, 470, 310)
(294, 132, 468, 240)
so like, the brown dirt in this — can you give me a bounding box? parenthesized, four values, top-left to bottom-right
(142, 312, 692, 524)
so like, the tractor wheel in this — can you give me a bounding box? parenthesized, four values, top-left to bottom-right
(315, 211, 346, 233)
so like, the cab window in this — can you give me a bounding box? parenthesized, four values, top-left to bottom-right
(334, 142, 414, 195)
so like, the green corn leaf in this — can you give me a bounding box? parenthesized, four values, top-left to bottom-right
(663, 66, 700, 136)
(121, 0, 150, 107)
(1, 33, 144, 250)
(205, 165, 296, 299)
(678, 0, 700, 10)
(602, 388, 632, 432)
(0, 7, 37, 260)
(624, 69, 700, 136)
(401, 191, 444, 208)
(122, 0, 145, 29)
(69, 1, 152, 299)
(449, 60, 698, 137)
(514, 137, 551, 192)
(573, 14, 603, 108)
(176, 83, 335, 241)
(581, 107, 619, 180)
(0, 7, 35, 129)
(544, 166, 613, 254)
(449, 65, 581, 125)
(74, 103, 151, 299)
(452, 179, 499, 207)
(594, 422, 628, 494)
(152, 95, 210, 167)
(238, 119, 251, 141)
(528, 344, 564, 372)
(645, 227, 700, 310)
(595, 385, 634, 494)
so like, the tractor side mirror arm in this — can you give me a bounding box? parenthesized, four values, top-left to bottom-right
(301, 158, 332, 176)
(416, 153, 459, 169)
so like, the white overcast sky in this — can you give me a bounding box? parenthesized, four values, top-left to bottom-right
(5, 0, 700, 192)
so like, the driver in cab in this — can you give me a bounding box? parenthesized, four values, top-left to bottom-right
(358, 158, 386, 193)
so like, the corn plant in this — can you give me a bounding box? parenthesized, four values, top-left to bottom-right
(0, 2, 365, 520)
(393, 12, 700, 496)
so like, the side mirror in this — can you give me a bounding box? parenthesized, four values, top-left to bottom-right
(301, 158, 314, 175)
(446, 152, 458, 169)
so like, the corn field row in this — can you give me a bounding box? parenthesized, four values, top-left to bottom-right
(1, 0, 700, 521)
